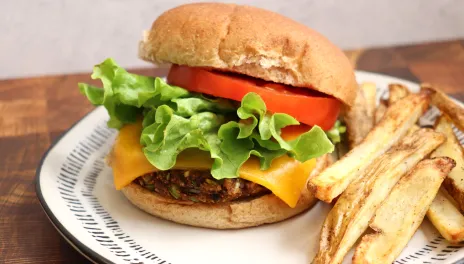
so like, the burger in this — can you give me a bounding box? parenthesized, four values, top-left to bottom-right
(78, 3, 357, 229)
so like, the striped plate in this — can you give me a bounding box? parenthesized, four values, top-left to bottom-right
(36, 71, 464, 264)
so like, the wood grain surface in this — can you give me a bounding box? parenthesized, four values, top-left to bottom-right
(1, 39, 463, 263)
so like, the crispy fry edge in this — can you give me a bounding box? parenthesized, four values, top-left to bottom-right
(353, 157, 455, 264)
(388, 83, 410, 106)
(432, 114, 464, 212)
(312, 128, 445, 264)
(422, 83, 464, 132)
(310, 92, 430, 203)
(427, 187, 464, 243)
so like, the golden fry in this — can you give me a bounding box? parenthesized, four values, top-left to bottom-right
(353, 157, 454, 264)
(431, 115, 464, 212)
(374, 100, 387, 124)
(310, 92, 430, 203)
(406, 124, 421, 135)
(388, 83, 410, 106)
(422, 83, 464, 132)
(427, 187, 464, 243)
(312, 129, 445, 264)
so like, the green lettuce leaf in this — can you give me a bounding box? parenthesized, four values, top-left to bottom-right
(79, 58, 190, 128)
(326, 120, 346, 144)
(140, 92, 334, 179)
(79, 58, 336, 180)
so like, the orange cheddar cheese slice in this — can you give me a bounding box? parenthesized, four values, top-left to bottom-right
(239, 156, 316, 207)
(110, 122, 316, 207)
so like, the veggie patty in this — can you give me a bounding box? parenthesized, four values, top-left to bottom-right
(136, 170, 269, 203)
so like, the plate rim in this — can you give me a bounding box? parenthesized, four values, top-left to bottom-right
(35, 109, 113, 264)
(35, 70, 464, 264)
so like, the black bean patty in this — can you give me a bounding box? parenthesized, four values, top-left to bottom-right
(135, 170, 269, 203)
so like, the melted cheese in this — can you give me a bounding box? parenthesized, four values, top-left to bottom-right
(110, 122, 316, 207)
(239, 156, 316, 207)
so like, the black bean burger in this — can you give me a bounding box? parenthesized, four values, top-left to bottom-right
(78, 3, 357, 229)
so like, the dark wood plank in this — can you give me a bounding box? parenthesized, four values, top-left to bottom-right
(393, 40, 464, 63)
(409, 61, 464, 91)
(0, 134, 89, 263)
(353, 47, 420, 82)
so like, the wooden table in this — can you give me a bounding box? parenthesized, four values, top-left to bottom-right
(1, 39, 463, 263)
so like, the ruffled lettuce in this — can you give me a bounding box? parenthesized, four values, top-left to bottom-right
(79, 58, 336, 179)
(326, 120, 346, 144)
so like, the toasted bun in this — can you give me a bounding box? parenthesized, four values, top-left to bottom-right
(139, 3, 357, 106)
(121, 154, 331, 229)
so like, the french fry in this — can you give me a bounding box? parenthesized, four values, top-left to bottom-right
(421, 83, 464, 132)
(345, 85, 372, 148)
(310, 92, 430, 203)
(427, 187, 464, 243)
(389, 84, 417, 135)
(361, 82, 377, 126)
(312, 129, 445, 264)
(374, 100, 387, 124)
(353, 157, 455, 264)
(406, 124, 420, 135)
(384, 84, 414, 133)
(431, 115, 464, 211)
(388, 83, 410, 106)
(375, 82, 410, 125)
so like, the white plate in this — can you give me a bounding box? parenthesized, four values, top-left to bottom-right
(36, 71, 464, 264)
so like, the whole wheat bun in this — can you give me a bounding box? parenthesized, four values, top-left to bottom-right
(121, 154, 331, 229)
(139, 3, 357, 106)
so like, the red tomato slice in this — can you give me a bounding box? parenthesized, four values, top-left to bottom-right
(167, 65, 340, 130)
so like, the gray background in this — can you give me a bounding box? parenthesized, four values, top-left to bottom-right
(1, 0, 463, 79)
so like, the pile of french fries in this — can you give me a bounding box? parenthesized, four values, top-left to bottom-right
(309, 82, 464, 264)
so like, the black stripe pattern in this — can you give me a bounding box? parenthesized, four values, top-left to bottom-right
(394, 237, 464, 264)
(56, 121, 171, 264)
